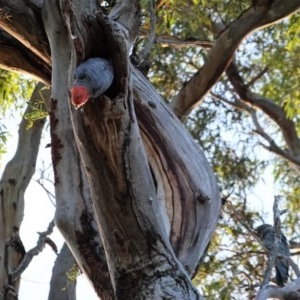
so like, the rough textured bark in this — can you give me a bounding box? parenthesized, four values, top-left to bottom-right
(60, 1, 219, 298)
(2, 0, 297, 299)
(132, 67, 220, 275)
(41, 1, 113, 298)
(0, 83, 47, 297)
(48, 243, 77, 300)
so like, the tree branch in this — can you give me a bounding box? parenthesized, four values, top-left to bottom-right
(135, 0, 156, 73)
(0, 0, 50, 64)
(155, 35, 213, 49)
(260, 196, 281, 286)
(257, 277, 300, 300)
(10, 221, 56, 282)
(0, 82, 48, 294)
(0, 29, 51, 83)
(226, 62, 300, 164)
(169, 0, 300, 120)
(48, 243, 77, 300)
(212, 90, 300, 167)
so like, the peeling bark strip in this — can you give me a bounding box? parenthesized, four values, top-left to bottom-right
(49, 98, 63, 185)
(75, 210, 113, 299)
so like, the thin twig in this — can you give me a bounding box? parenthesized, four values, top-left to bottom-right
(225, 201, 257, 237)
(36, 178, 56, 207)
(213, 90, 300, 166)
(155, 35, 213, 49)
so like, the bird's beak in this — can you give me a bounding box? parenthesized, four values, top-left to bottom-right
(70, 85, 90, 109)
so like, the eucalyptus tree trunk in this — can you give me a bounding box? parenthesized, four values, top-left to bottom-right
(1, 0, 299, 298)
(0, 83, 47, 298)
(42, 1, 221, 298)
(5, 0, 300, 299)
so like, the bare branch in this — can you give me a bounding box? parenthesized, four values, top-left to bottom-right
(256, 197, 296, 293)
(246, 67, 269, 87)
(212, 91, 292, 163)
(226, 62, 300, 164)
(260, 197, 282, 286)
(35, 168, 56, 207)
(213, 69, 300, 168)
(225, 201, 256, 236)
(169, 0, 300, 120)
(287, 257, 300, 278)
(155, 35, 213, 49)
(10, 221, 56, 281)
(138, 0, 156, 61)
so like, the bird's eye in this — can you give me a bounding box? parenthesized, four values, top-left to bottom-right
(75, 74, 83, 80)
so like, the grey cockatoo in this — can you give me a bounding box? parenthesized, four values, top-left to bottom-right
(255, 224, 290, 286)
(71, 58, 114, 109)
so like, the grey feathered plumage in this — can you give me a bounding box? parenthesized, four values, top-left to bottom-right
(255, 224, 290, 286)
(74, 57, 114, 97)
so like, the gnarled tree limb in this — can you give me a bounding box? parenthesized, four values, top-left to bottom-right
(226, 62, 300, 166)
(170, 0, 300, 120)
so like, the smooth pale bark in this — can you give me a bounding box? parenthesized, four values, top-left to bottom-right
(48, 243, 76, 300)
(0, 83, 47, 296)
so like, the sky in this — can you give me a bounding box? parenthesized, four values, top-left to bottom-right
(19, 181, 99, 300)
(0, 102, 277, 299)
